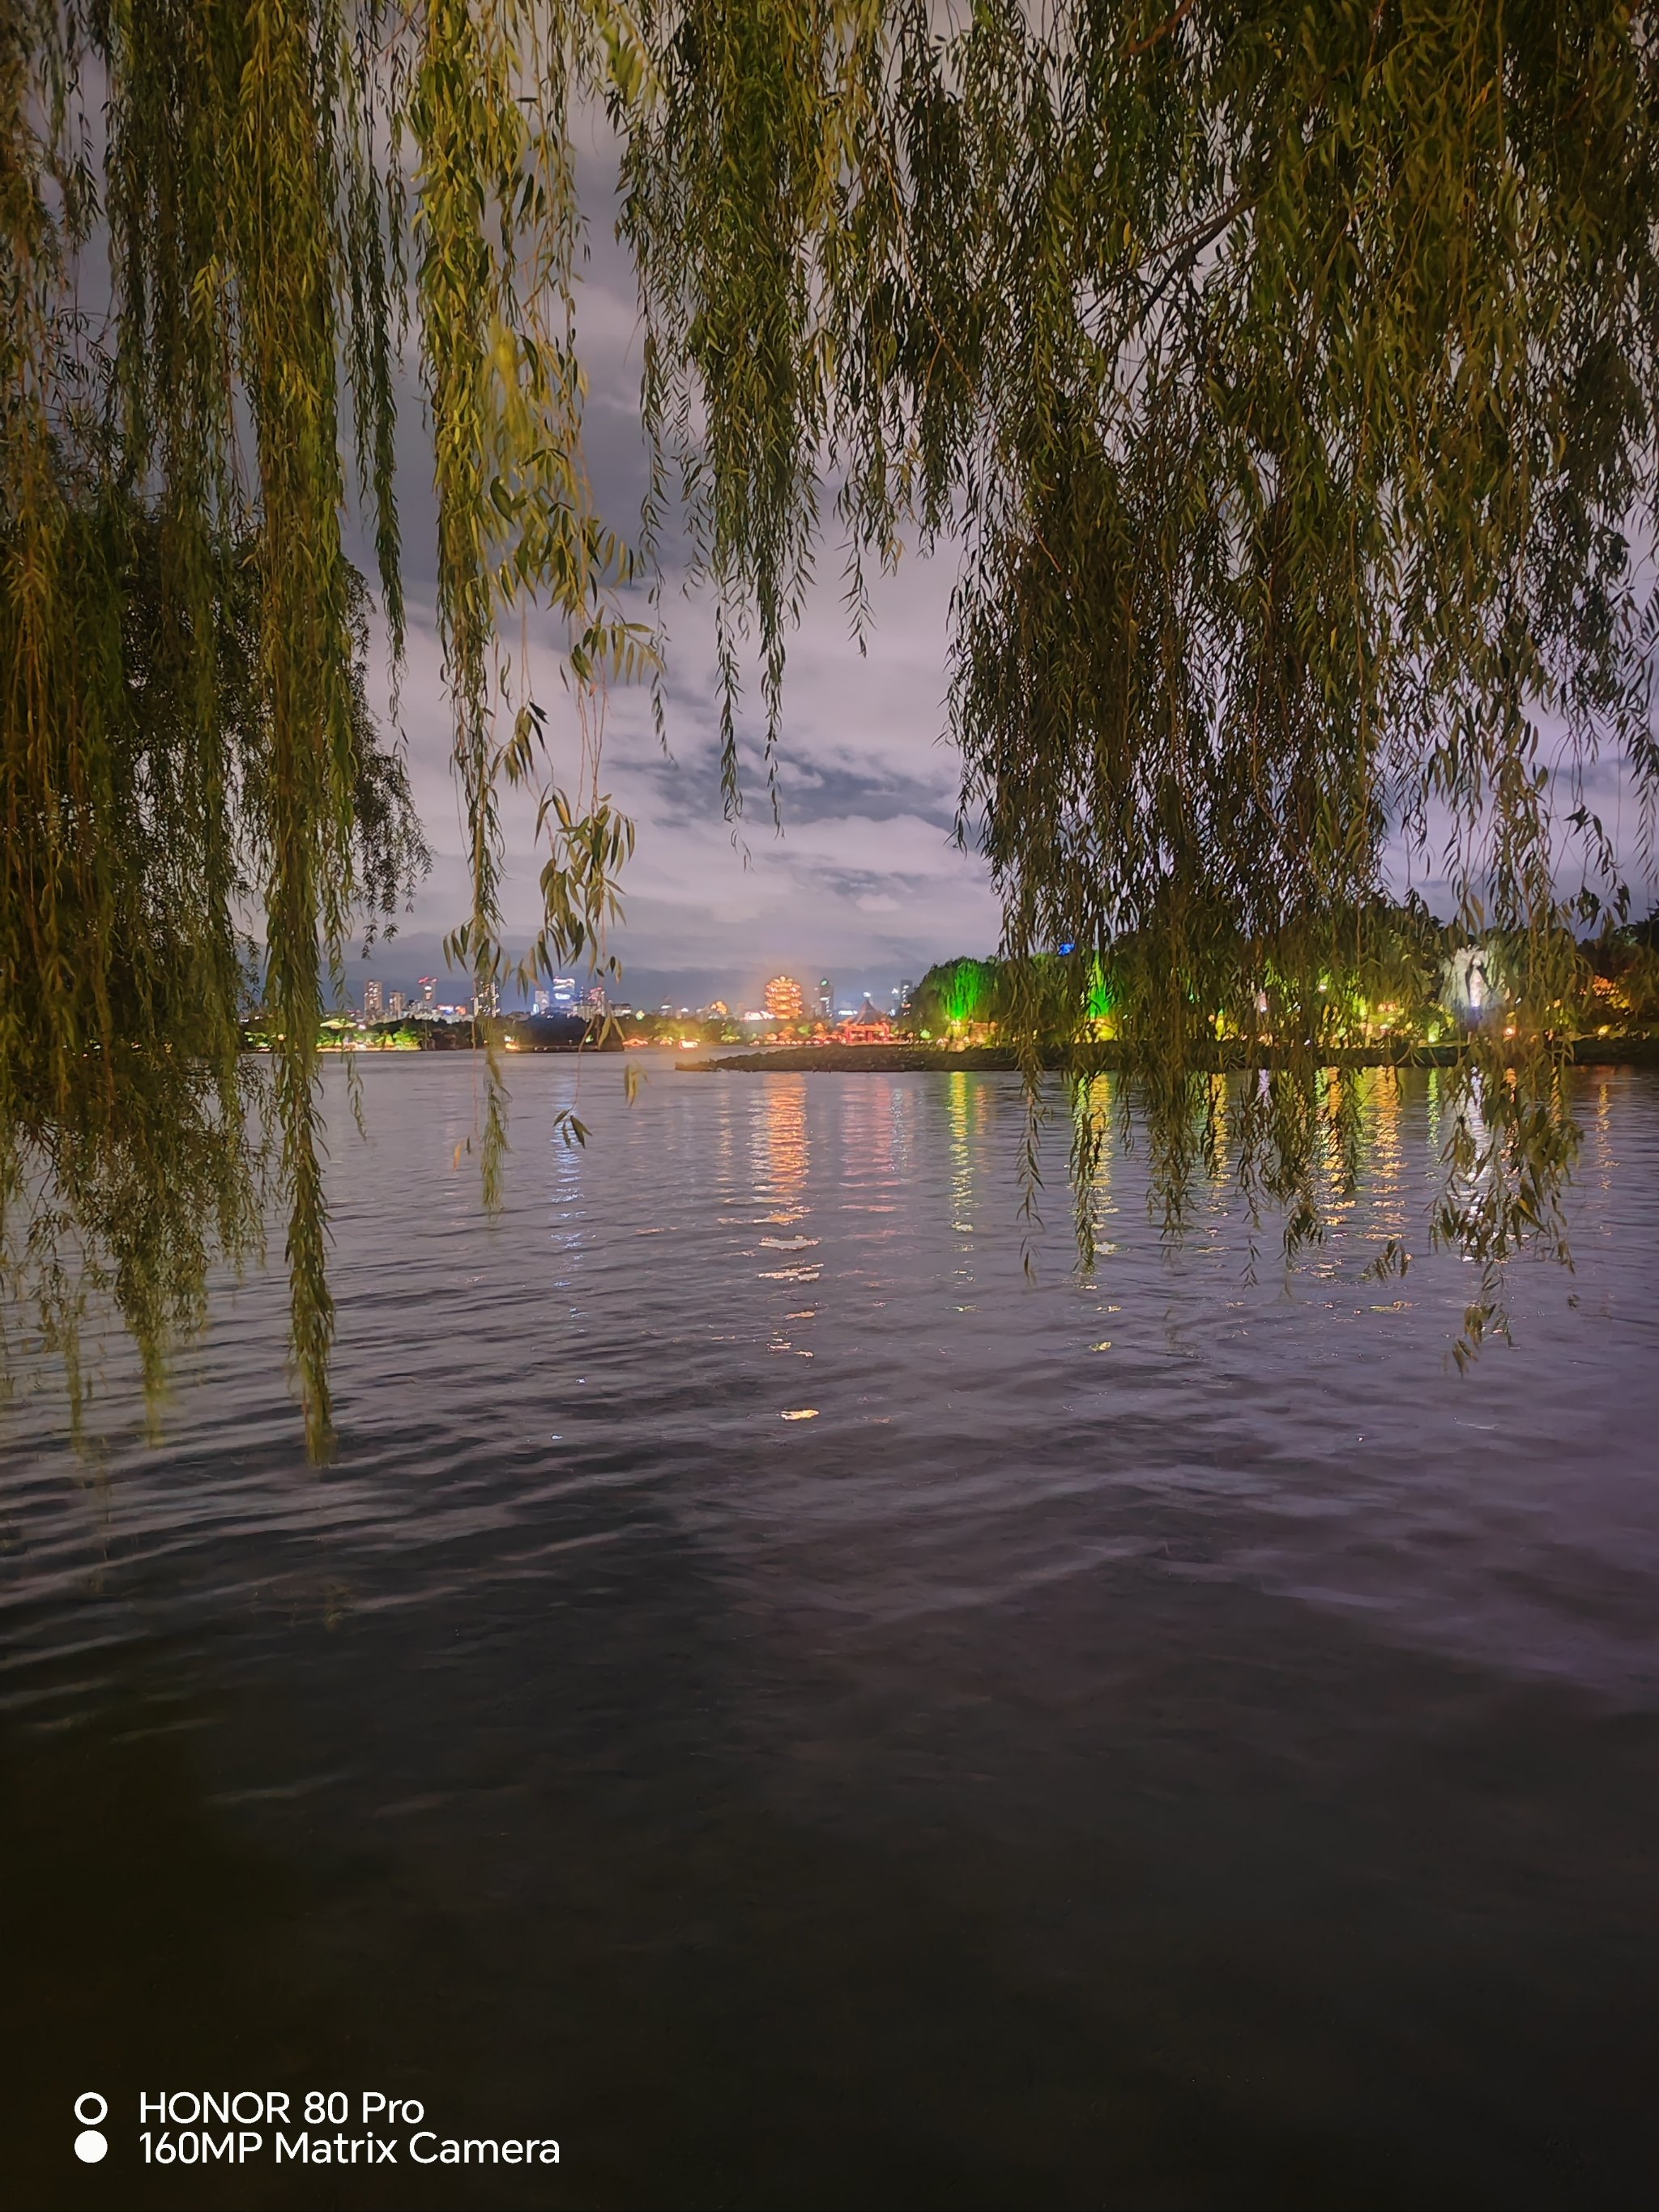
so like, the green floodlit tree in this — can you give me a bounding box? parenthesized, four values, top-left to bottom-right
(6, 1, 1659, 1450)
(911, 957, 1010, 1036)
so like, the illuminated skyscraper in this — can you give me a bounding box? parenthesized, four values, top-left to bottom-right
(815, 977, 833, 1018)
(388, 991, 405, 1018)
(364, 979, 384, 1021)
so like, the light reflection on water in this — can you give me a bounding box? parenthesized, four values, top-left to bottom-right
(2, 1059, 1658, 2208)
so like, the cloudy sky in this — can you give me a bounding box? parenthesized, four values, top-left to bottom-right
(349, 123, 1654, 1015)
(348, 134, 999, 1016)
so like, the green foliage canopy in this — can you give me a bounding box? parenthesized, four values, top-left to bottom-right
(911, 957, 1008, 1034)
(6, 0, 1659, 1444)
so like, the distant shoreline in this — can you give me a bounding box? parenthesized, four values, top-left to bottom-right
(678, 1039, 1659, 1075)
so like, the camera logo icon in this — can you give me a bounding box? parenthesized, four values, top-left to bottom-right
(74, 2094, 108, 2164)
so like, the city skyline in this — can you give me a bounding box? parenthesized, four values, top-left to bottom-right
(340, 957, 936, 1021)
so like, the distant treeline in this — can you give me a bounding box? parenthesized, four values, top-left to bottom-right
(244, 1012, 622, 1053)
(908, 907, 1659, 1049)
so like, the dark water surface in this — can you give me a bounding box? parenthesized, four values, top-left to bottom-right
(4, 1059, 1659, 2210)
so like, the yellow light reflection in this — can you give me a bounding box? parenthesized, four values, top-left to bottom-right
(754, 1078, 809, 1225)
(946, 1068, 973, 1234)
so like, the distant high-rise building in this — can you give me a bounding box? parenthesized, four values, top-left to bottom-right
(815, 976, 834, 1018)
(388, 991, 405, 1018)
(896, 978, 915, 1011)
(419, 976, 437, 1008)
(586, 985, 607, 1012)
(364, 979, 384, 1021)
(764, 974, 805, 1023)
(552, 976, 578, 1007)
(532, 987, 552, 1015)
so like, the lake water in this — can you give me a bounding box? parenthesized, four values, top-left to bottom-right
(4, 1057, 1658, 2208)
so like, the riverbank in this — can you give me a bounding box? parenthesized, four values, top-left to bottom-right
(680, 1038, 1659, 1073)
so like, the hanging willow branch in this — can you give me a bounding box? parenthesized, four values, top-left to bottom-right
(6, 0, 1659, 1450)
(4, 0, 642, 1451)
(626, 0, 1659, 1344)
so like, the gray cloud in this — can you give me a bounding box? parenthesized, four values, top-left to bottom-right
(344, 117, 1657, 1015)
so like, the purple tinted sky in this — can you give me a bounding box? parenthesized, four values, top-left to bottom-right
(347, 132, 1655, 1013)
(348, 140, 1000, 1014)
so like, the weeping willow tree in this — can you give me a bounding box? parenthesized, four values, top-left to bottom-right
(6, 1, 1659, 1449)
(626, 0, 1659, 1335)
(4, 0, 635, 1450)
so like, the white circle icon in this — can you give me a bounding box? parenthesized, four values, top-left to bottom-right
(75, 2130, 108, 2164)
(75, 2094, 109, 2126)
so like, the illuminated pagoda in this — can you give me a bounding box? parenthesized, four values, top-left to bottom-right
(763, 974, 805, 1023)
